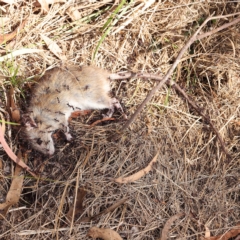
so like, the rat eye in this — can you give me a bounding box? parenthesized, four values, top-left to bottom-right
(36, 138, 43, 145)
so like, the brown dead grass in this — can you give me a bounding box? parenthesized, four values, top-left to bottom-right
(0, 1, 240, 239)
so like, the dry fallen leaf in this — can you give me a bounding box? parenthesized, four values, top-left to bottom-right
(0, 151, 25, 219)
(37, 0, 49, 12)
(88, 117, 115, 128)
(203, 224, 240, 240)
(0, 158, 2, 170)
(145, 115, 152, 135)
(1, 0, 15, 4)
(0, 19, 26, 45)
(38, 0, 66, 12)
(66, 6, 81, 21)
(69, 110, 92, 121)
(0, 124, 37, 178)
(0, 49, 43, 62)
(0, 17, 10, 26)
(6, 86, 20, 122)
(41, 34, 67, 61)
(235, 234, 240, 240)
(0, 116, 6, 136)
(205, 225, 211, 238)
(231, 120, 240, 126)
(45, 0, 65, 3)
(66, 188, 87, 223)
(115, 150, 160, 183)
(87, 227, 123, 240)
(158, 213, 185, 240)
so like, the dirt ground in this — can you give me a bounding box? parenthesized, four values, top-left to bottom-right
(0, 1, 240, 239)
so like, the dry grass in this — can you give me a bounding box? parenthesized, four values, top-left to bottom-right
(0, 1, 240, 239)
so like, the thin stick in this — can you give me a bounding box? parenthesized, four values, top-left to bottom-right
(111, 70, 230, 157)
(109, 13, 240, 157)
(169, 80, 230, 158)
(197, 14, 240, 41)
(121, 13, 240, 131)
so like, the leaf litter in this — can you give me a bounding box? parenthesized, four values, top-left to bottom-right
(0, 151, 25, 219)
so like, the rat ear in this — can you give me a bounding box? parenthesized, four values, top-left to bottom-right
(21, 114, 37, 129)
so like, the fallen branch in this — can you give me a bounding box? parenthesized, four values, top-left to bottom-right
(121, 13, 240, 131)
(169, 81, 230, 158)
(196, 12, 240, 41)
(110, 71, 230, 157)
(110, 13, 240, 157)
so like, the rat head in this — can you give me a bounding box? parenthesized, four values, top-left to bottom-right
(22, 116, 55, 155)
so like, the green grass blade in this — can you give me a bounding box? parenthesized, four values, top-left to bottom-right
(93, 0, 134, 60)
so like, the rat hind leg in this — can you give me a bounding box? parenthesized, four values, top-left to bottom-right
(61, 119, 73, 141)
(104, 98, 127, 119)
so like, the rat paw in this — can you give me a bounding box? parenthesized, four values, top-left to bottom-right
(65, 132, 73, 141)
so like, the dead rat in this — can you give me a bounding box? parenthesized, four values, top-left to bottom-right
(21, 65, 125, 155)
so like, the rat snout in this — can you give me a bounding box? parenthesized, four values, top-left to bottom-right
(47, 147, 55, 156)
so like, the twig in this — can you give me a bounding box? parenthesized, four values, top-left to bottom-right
(120, 13, 240, 131)
(109, 13, 240, 157)
(111, 70, 230, 157)
(197, 13, 240, 41)
(169, 80, 230, 158)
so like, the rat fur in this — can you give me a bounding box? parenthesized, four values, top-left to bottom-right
(21, 65, 124, 155)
